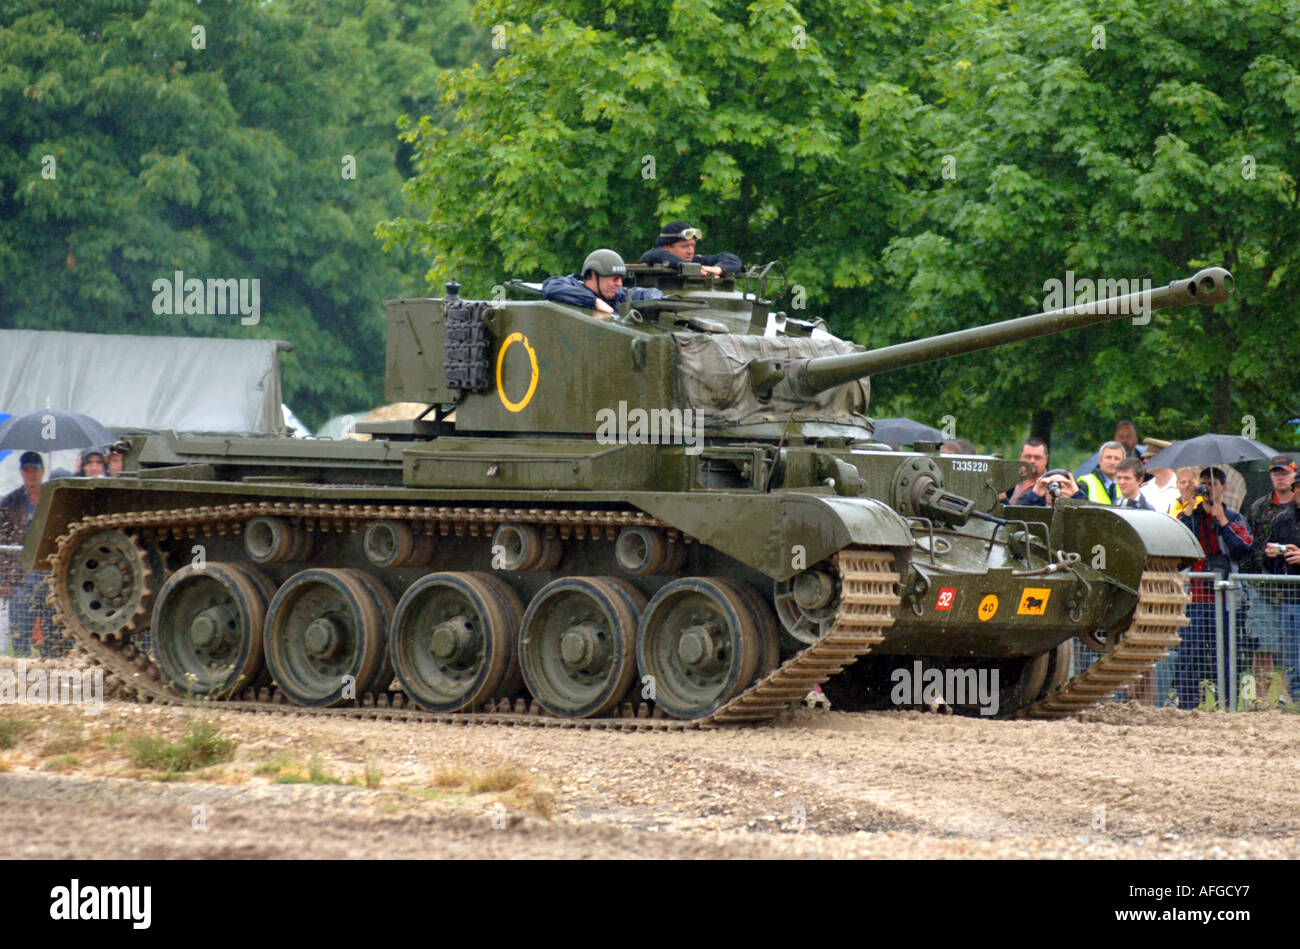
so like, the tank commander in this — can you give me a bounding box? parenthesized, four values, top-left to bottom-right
(637, 221, 743, 276)
(541, 248, 664, 319)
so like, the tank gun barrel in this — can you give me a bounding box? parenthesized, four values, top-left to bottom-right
(789, 267, 1233, 397)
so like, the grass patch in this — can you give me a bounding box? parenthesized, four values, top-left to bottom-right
(364, 760, 382, 790)
(0, 717, 35, 750)
(40, 722, 88, 757)
(431, 765, 528, 794)
(269, 755, 342, 786)
(500, 784, 555, 819)
(44, 754, 81, 771)
(431, 767, 472, 788)
(469, 767, 527, 794)
(130, 719, 236, 773)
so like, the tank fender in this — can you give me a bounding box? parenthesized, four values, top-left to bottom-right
(1054, 502, 1203, 586)
(632, 492, 912, 581)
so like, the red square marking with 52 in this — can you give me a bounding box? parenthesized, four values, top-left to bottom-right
(935, 588, 956, 611)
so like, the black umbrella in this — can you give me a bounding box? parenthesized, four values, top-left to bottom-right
(1144, 433, 1278, 471)
(871, 417, 948, 444)
(0, 409, 115, 452)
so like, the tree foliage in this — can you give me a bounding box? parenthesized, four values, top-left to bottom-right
(0, 0, 474, 428)
(387, 0, 1300, 453)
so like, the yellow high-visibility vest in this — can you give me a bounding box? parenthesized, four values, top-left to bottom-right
(1077, 472, 1115, 505)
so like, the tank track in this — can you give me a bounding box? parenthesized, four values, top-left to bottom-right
(44, 502, 901, 730)
(1022, 557, 1189, 717)
(44, 504, 1188, 726)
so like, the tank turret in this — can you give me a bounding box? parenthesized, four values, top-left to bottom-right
(383, 266, 1232, 445)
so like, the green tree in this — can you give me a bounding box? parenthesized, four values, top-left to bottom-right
(386, 0, 1299, 450)
(870, 0, 1300, 451)
(0, 0, 471, 428)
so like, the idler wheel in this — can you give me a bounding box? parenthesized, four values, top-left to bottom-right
(774, 566, 841, 644)
(519, 577, 639, 718)
(63, 529, 154, 639)
(636, 578, 759, 720)
(152, 562, 267, 697)
(389, 572, 522, 712)
(263, 568, 389, 707)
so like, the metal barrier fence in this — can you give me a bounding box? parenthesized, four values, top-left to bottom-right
(1071, 571, 1300, 710)
(1, 543, 75, 659)
(5, 541, 1295, 710)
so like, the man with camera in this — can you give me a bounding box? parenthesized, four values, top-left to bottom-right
(1251, 529, 1300, 702)
(999, 437, 1049, 505)
(1017, 468, 1086, 506)
(1243, 456, 1297, 698)
(1174, 466, 1252, 709)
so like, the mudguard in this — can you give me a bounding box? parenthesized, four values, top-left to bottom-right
(632, 492, 912, 580)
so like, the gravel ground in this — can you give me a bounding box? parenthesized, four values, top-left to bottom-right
(2, 695, 1298, 859)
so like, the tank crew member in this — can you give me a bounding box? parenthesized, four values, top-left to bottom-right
(1077, 441, 1125, 504)
(637, 221, 743, 276)
(541, 248, 664, 319)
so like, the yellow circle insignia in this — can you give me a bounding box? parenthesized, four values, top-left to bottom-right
(977, 594, 999, 622)
(495, 331, 539, 413)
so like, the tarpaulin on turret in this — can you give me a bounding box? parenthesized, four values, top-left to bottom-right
(672, 333, 870, 428)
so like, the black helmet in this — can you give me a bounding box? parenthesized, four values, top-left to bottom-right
(581, 248, 626, 278)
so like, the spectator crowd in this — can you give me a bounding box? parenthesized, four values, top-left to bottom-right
(0, 446, 125, 656)
(1001, 422, 1300, 707)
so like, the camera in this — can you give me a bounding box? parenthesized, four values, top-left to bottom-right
(1196, 485, 1210, 498)
(1047, 481, 1062, 499)
(1267, 543, 1288, 557)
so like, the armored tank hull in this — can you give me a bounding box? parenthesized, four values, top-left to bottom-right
(24, 265, 1232, 726)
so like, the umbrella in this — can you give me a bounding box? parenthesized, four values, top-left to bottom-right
(0, 409, 115, 452)
(1144, 433, 1278, 471)
(872, 417, 947, 444)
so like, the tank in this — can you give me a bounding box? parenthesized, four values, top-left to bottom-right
(23, 264, 1234, 726)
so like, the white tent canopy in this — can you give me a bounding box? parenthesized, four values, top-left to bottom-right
(1, 329, 288, 494)
(0, 329, 286, 434)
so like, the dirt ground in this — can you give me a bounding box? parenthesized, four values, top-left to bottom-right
(2, 690, 1298, 859)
